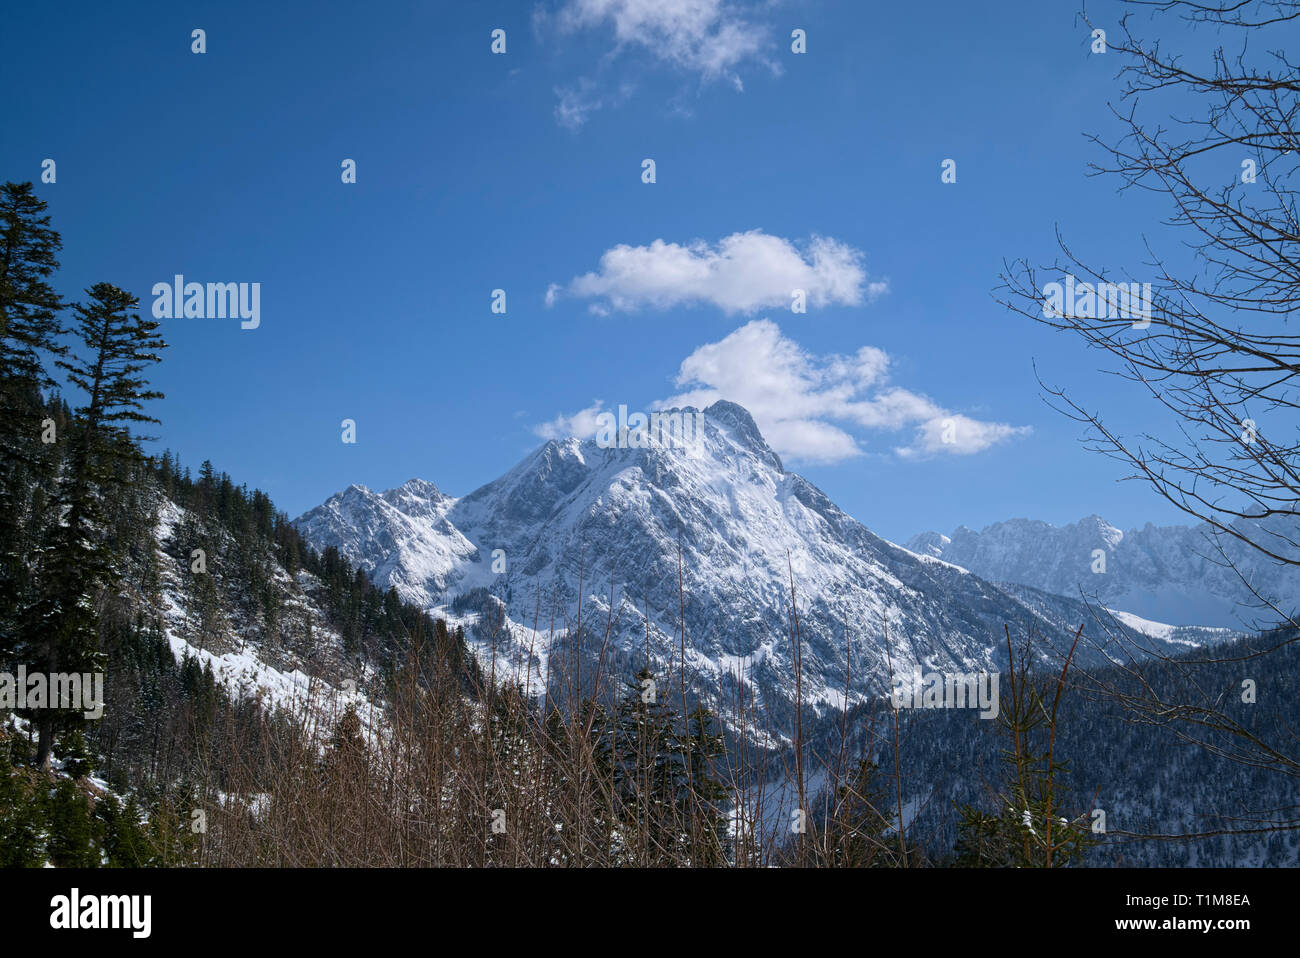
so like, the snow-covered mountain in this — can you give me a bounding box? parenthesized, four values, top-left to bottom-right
(294, 401, 1194, 742)
(906, 514, 1300, 630)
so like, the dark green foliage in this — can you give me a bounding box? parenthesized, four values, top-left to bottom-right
(96, 793, 152, 867)
(44, 778, 101, 867)
(951, 633, 1098, 867)
(20, 283, 166, 767)
(0, 745, 45, 867)
(53, 726, 93, 778)
(0, 182, 64, 386)
(597, 668, 731, 865)
(0, 182, 65, 648)
(682, 704, 730, 865)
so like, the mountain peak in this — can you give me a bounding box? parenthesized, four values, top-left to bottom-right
(380, 477, 452, 513)
(390, 477, 445, 500)
(704, 400, 783, 472)
(1077, 513, 1124, 546)
(905, 530, 951, 557)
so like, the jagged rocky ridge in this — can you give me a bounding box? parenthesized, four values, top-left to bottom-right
(907, 514, 1300, 630)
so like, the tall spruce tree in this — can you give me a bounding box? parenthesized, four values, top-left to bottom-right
(21, 283, 165, 767)
(0, 182, 65, 643)
(599, 668, 729, 864)
(953, 630, 1097, 867)
(681, 703, 730, 866)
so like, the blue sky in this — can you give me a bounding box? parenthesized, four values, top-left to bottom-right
(4, 0, 1203, 543)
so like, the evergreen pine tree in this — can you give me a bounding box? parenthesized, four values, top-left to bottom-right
(953, 630, 1097, 867)
(96, 793, 153, 867)
(44, 778, 101, 867)
(682, 703, 731, 866)
(603, 668, 704, 863)
(21, 283, 166, 767)
(0, 182, 65, 644)
(0, 732, 45, 866)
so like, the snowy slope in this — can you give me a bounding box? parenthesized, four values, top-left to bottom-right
(149, 498, 371, 729)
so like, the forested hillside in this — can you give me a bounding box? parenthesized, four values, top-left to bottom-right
(0, 181, 475, 865)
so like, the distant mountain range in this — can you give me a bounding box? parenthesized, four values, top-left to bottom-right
(907, 513, 1300, 630)
(293, 401, 1212, 742)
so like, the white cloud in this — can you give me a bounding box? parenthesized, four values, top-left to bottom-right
(550, 230, 883, 315)
(895, 414, 1032, 460)
(659, 320, 1030, 463)
(534, 400, 608, 440)
(532, 321, 1029, 464)
(552, 0, 772, 86)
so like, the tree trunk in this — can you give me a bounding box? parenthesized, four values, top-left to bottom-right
(35, 712, 54, 769)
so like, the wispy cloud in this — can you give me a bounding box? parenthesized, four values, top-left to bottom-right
(553, 0, 772, 82)
(533, 400, 609, 441)
(547, 230, 884, 315)
(541, 0, 778, 126)
(554, 80, 606, 129)
(553, 77, 635, 129)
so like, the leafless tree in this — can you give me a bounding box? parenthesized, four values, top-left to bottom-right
(997, 0, 1300, 859)
(999, 0, 1300, 598)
